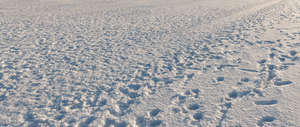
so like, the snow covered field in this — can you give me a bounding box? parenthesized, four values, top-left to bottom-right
(0, 0, 299, 126)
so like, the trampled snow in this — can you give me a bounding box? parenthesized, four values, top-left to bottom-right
(0, 0, 299, 126)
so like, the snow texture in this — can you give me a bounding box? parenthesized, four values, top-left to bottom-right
(0, 0, 300, 126)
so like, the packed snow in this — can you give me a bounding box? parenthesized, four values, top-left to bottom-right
(0, 0, 299, 126)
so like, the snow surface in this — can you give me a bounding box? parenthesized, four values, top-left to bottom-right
(0, 0, 300, 126)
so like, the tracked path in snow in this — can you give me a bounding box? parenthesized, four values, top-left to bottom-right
(0, 0, 299, 126)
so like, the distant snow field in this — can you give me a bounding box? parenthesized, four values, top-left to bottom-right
(0, 0, 299, 126)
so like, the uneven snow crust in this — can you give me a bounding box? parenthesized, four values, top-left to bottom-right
(0, 0, 299, 126)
